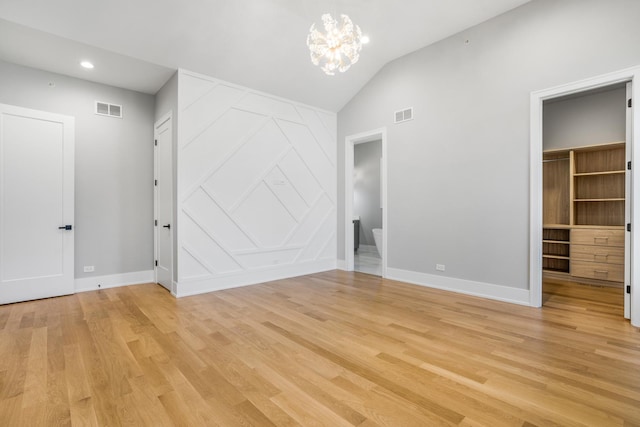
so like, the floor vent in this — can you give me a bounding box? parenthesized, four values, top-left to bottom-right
(95, 101, 122, 118)
(394, 107, 413, 124)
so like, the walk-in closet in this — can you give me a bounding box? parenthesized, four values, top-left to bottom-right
(542, 83, 630, 309)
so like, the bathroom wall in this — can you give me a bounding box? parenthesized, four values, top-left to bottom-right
(543, 85, 626, 150)
(354, 140, 382, 246)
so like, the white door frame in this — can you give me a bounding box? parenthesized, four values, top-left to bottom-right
(529, 66, 640, 327)
(154, 111, 173, 293)
(345, 127, 388, 276)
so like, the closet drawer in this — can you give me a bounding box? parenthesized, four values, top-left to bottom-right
(571, 229, 624, 247)
(571, 261, 623, 282)
(571, 244, 624, 265)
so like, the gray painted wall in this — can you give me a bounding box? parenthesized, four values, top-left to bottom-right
(543, 86, 626, 150)
(0, 59, 155, 278)
(337, 0, 640, 290)
(354, 140, 382, 245)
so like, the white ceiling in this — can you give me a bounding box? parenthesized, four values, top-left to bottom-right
(0, 0, 531, 111)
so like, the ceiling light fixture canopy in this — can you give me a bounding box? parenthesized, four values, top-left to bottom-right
(306, 13, 363, 76)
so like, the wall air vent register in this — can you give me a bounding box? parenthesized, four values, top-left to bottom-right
(95, 101, 122, 118)
(394, 107, 413, 124)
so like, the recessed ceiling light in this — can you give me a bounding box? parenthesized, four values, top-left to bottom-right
(361, 35, 370, 44)
(80, 61, 94, 69)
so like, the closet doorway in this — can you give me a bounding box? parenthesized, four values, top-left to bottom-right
(542, 83, 629, 315)
(530, 66, 640, 327)
(345, 128, 388, 277)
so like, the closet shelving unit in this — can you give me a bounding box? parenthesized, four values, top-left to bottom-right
(543, 142, 625, 285)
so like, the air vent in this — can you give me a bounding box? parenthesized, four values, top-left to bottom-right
(95, 101, 122, 118)
(394, 107, 413, 124)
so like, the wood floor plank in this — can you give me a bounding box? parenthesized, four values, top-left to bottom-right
(1, 272, 639, 425)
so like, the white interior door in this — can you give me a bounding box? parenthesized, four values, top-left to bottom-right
(154, 113, 173, 291)
(0, 104, 74, 304)
(625, 81, 633, 319)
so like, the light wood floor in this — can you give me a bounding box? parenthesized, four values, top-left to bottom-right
(1, 271, 639, 426)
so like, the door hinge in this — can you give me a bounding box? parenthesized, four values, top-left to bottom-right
(628, 161, 631, 170)
(629, 98, 633, 108)
(627, 223, 632, 232)
(155, 260, 158, 267)
(154, 179, 157, 186)
(154, 219, 157, 226)
(154, 139, 157, 146)
(627, 285, 631, 294)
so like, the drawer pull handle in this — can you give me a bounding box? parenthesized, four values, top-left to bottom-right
(594, 270, 609, 276)
(594, 253, 609, 260)
(594, 237, 609, 244)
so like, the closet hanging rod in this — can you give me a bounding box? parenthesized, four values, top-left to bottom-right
(542, 157, 569, 163)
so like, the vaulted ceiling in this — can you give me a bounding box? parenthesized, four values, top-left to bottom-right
(0, 0, 531, 111)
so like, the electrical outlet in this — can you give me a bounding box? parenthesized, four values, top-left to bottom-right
(84, 266, 95, 273)
(436, 264, 445, 271)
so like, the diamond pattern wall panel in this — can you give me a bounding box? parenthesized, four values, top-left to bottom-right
(178, 71, 336, 282)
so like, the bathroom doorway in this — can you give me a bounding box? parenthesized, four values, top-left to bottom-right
(353, 139, 383, 275)
(345, 128, 388, 277)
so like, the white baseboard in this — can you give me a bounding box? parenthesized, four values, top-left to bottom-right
(386, 267, 530, 306)
(75, 270, 155, 293)
(175, 259, 337, 297)
(336, 259, 347, 270)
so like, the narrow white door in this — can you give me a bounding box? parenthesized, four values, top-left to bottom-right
(0, 104, 74, 304)
(154, 113, 173, 292)
(624, 82, 633, 319)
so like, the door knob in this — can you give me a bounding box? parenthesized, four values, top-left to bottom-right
(58, 225, 73, 230)
(162, 224, 171, 229)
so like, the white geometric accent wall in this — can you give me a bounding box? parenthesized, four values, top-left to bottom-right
(175, 70, 336, 296)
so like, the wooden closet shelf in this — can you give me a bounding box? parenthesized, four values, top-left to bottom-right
(543, 224, 571, 229)
(543, 255, 570, 260)
(543, 239, 570, 244)
(574, 198, 625, 202)
(543, 224, 624, 230)
(572, 225, 625, 230)
(574, 170, 625, 177)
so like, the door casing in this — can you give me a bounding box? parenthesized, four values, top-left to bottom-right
(344, 127, 388, 277)
(530, 66, 640, 327)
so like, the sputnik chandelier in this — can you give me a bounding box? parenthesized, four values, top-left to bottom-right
(306, 13, 363, 75)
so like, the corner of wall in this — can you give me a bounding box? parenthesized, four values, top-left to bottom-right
(174, 259, 337, 297)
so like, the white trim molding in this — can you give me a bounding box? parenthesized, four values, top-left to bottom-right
(75, 270, 155, 293)
(387, 268, 530, 306)
(344, 127, 388, 277)
(174, 259, 336, 297)
(530, 65, 640, 327)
